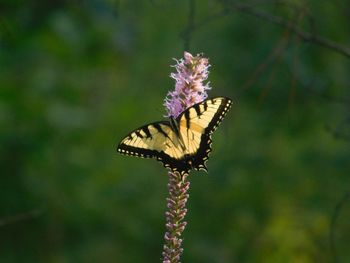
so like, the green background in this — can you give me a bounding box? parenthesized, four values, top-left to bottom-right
(1, 0, 349, 262)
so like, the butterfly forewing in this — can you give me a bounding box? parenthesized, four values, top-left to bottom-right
(118, 122, 169, 157)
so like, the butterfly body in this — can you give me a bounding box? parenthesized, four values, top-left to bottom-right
(117, 97, 232, 175)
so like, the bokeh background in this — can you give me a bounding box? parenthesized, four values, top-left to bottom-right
(1, 0, 350, 262)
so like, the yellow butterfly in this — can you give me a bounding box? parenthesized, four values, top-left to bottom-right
(117, 97, 232, 175)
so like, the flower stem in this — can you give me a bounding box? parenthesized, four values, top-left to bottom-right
(161, 52, 211, 262)
(162, 171, 190, 263)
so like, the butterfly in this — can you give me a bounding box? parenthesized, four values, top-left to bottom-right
(117, 97, 232, 176)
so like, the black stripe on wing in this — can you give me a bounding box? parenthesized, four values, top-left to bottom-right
(117, 121, 170, 159)
(196, 97, 232, 170)
(204, 97, 232, 134)
(175, 97, 232, 135)
(188, 134, 212, 172)
(117, 121, 190, 175)
(174, 97, 232, 172)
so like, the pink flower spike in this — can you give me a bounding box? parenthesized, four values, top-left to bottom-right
(164, 52, 211, 118)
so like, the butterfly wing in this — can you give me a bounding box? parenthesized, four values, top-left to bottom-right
(117, 121, 190, 174)
(177, 97, 232, 171)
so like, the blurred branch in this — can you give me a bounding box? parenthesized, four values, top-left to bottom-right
(257, 60, 278, 107)
(240, 28, 290, 94)
(288, 6, 306, 110)
(289, 65, 350, 104)
(330, 191, 350, 263)
(178, 1, 350, 58)
(257, 9, 304, 107)
(221, 1, 350, 59)
(178, 1, 350, 108)
(182, 0, 196, 51)
(181, 9, 229, 40)
(0, 208, 43, 227)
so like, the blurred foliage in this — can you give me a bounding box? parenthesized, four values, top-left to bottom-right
(1, 0, 349, 262)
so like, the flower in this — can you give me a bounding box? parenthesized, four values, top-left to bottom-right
(164, 52, 211, 118)
(161, 52, 212, 263)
